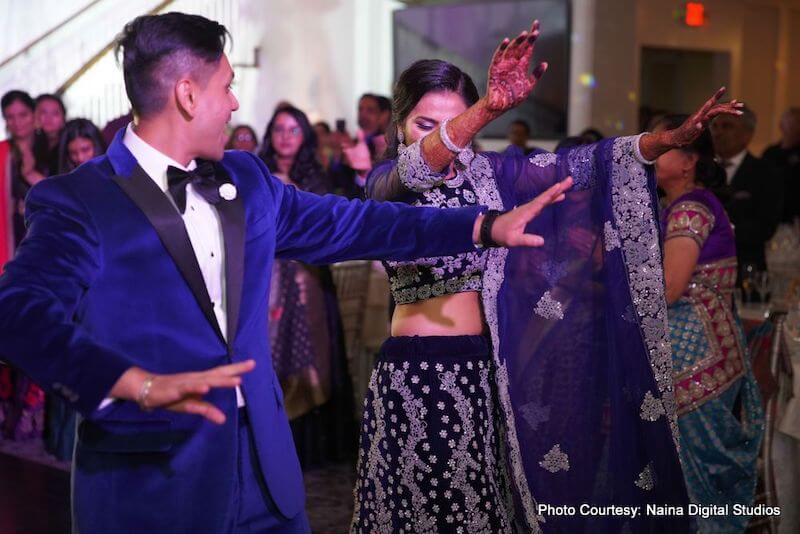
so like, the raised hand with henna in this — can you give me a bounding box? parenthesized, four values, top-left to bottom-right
(639, 87, 744, 161)
(484, 19, 548, 115)
(419, 19, 548, 172)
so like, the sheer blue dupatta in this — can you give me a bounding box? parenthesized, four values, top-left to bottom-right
(479, 136, 689, 533)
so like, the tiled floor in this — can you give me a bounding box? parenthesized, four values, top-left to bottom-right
(0, 439, 356, 534)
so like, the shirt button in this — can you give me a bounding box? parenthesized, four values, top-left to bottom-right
(190, 206, 196, 211)
(211, 251, 215, 258)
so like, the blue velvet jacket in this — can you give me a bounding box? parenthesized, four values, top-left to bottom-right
(0, 128, 483, 533)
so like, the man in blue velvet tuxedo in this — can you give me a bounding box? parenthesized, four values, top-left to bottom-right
(0, 12, 569, 534)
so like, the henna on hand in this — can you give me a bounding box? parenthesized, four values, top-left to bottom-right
(419, 19, 548, 172)
(639, 87, 743, 161)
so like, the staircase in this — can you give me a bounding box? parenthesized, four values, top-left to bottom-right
(0, 0, 255, 135)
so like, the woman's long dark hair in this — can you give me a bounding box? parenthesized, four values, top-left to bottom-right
(384, 59, 480, 160)
(57, 118, 106, 173)
(653, 114, 725, 190)
(258, 106, 328, 194)
(34, 93, 67, 174)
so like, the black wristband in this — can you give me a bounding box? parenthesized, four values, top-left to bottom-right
(480, 209, 503, 248)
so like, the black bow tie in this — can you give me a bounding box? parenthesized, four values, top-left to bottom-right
(166, 160, 220, 214)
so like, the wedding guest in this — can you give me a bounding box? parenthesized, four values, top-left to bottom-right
(57, 118, 106, 172)
(226, 124, 258, 152)
(34, 93, 67, 175)
(711, 106, 783, 270)
(762, 108, 800, 224)
(259, 105, 356, 466)
(655, 114, 763, 532)
(506, 118, 532, 153)
(0, 90, 46, 441)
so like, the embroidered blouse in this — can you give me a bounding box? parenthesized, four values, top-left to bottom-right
(367, 135, 652, 305)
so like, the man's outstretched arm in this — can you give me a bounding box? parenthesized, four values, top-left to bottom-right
(250, 153, 573, 264)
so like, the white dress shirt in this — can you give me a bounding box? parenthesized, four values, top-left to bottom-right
(101, 124, 244, 409)
(720, 149, 747, 185)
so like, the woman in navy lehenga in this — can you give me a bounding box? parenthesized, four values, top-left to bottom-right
(350, 20, 744, 533)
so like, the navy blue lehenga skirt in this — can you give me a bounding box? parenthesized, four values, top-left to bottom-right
(351, 335, 513, 533)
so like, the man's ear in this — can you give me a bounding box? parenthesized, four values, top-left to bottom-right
(174, 78, 197, 119)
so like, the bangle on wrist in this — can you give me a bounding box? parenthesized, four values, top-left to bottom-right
(137, 374, 156, 412)
(480, 209, 504, 248)
(633, 132, 657, 166)
(439, 118, 475, 167)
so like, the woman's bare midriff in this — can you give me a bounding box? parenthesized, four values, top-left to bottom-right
(391, 291, 485, 337)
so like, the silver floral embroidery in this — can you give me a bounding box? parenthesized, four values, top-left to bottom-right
(446, 197, 462, 208)
(421, 188, 447, 207)
(391, 274, 482, 305)
(534, 291, 564, 320)
(635, 463, 655, 491)
(529, 152, 557, 168)
(351, 367, 393, 533)
(478, 365, 512, 526)
(539, 444, 570, 473)
(567, 143, 598, 190)
(438, 370, 493, 532)
(444, 172, 465, 189)
(604, 221, 621, 251)
(484, 252, 542, 531)
(385, 152, 493, 306)
(396, 140, 446, 192)
(639, 391, 665, 422)
(389, 367, 438, 532)
(466, 154, 504, 211)
(474, 151, 541, 531)
(611, 136, 680, 450)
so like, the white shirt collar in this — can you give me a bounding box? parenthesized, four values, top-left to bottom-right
(718, 149, 748, 184)
(725, 149, 747, 168)
(122, 122, 196, 192)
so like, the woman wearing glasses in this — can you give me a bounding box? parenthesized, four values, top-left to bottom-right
(258, 106, 356, 467)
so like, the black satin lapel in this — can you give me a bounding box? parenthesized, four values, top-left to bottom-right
(213, 168, 245, 347)
(112, 165, 225, 342)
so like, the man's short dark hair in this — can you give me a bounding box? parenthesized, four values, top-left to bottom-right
(511, 119, 531, 135)
(375, 95, 391, 113)
(1, 90, 35, 114)
(737, 105, 757, 131)
(314, 121, 331, 134)
(115, 12, 229, 118)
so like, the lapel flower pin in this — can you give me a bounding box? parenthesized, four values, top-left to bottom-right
(219, 183, 237, 201)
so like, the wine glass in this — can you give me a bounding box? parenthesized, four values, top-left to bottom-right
(740, 263, 758, 303)
(756, 271, 771, 304)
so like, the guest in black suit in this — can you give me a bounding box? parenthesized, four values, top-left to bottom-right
(762, 108, 800, 224)
(711, 106, 783, 269)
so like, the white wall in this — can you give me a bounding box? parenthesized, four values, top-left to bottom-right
(230, 0, 402, 139)
(0, 0, 402, 140)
